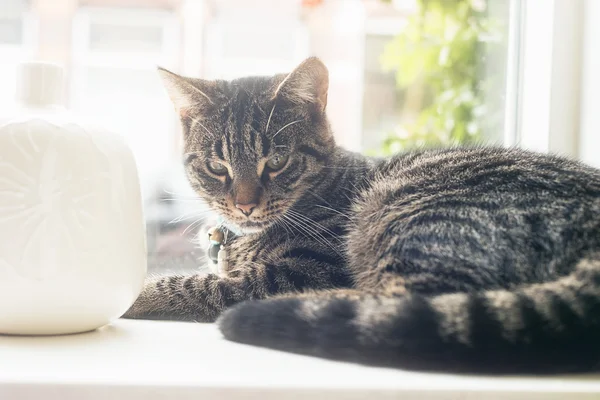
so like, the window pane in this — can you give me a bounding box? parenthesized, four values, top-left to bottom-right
(1, 0, 518, 276)
(0, 18, 23, 45)
(362, 33, 402, 152)
(0, 0, 28, 112)
(221, 25, 297, 60)
(89, 23, 163, 52)
(362, 0, 512, 155)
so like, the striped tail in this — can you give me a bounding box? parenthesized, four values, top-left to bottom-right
(218, 254, 600, 373)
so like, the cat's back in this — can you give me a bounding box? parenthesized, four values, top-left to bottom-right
(347, 146, 600, 283)
(364, 146, 600, 207)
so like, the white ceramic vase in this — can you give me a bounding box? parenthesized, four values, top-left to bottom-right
(0, 62, 147, 335)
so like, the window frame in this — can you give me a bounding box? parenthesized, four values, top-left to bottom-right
(578, 0, 600, 168)
(510, 0, 584, 158)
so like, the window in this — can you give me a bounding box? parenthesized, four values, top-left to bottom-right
(0, 17, 23, 45)
(0, 0, 36, 114)
(1, 0, 520, 274)
(68, 6, 188, 272)
(361, 0, 512, 155)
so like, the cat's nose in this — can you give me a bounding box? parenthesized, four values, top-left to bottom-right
(235, 202, 257, 216)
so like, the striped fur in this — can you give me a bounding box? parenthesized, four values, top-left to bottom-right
(125, 58, 600, 373)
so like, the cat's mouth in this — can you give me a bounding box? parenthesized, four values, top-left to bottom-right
(218, 200, 291, 235)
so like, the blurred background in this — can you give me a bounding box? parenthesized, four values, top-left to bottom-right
(1, 0, 595, 274)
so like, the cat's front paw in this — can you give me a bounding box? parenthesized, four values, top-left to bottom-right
(121, 303, 142, 319)
(121, 296, 148, 319)
(120, 275, 221, 322)
(121, 277, 161, 319)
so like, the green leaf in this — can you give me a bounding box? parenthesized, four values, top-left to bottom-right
(375, 0, 505, 154)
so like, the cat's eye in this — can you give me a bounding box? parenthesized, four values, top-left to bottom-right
(266, 154, 289, 171)
(207, 161, 228, 176)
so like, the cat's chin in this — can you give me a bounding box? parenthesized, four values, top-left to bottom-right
(225, 220, 271, 236)
(238, 226, 265, 235)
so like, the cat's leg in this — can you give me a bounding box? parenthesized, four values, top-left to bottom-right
(122, 254, 352, 322)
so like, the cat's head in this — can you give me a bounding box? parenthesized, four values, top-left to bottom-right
(159, 57, 335, 234)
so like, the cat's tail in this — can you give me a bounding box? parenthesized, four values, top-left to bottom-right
(218, 253, 600, 373)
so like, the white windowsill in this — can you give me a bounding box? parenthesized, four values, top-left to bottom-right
(1, 319, 599, 399)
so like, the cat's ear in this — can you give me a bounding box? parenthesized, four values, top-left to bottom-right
(157, 67, 217, 119)
(273, 57, 329, 112)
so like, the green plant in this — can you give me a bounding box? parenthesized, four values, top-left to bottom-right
(377, 0, 505, 155)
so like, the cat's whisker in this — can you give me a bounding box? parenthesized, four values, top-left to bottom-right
(163, 189, 191, 196)
(190, 118, 212, 136)
(303, 188, 335, 207)
(282, 214, 320, 244)
(346, 180, 367, 198)
(182, 217, 210, 236)
(286, 209, 341, 242)
(286, 217, 341, 257)
(160, 197, 206, 204)
(161, 189, 205, 202)
(272, 119, 302, 139)
(265, 103, 276, 134)
(304, 189, 355, 222)
(283, 213, 341, 256)
(314, 204, 352, 221)
(286, 214, 345, 255)
(274, 214, 294, 237)
(171, 213, 213, 226)
(170, 212, 212, 224)
(320, 166, 371, 170)
(170, 208, 213, 223)
(161, 194, 203, 201)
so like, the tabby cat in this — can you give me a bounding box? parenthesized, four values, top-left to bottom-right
(124, 57, 600, 374)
